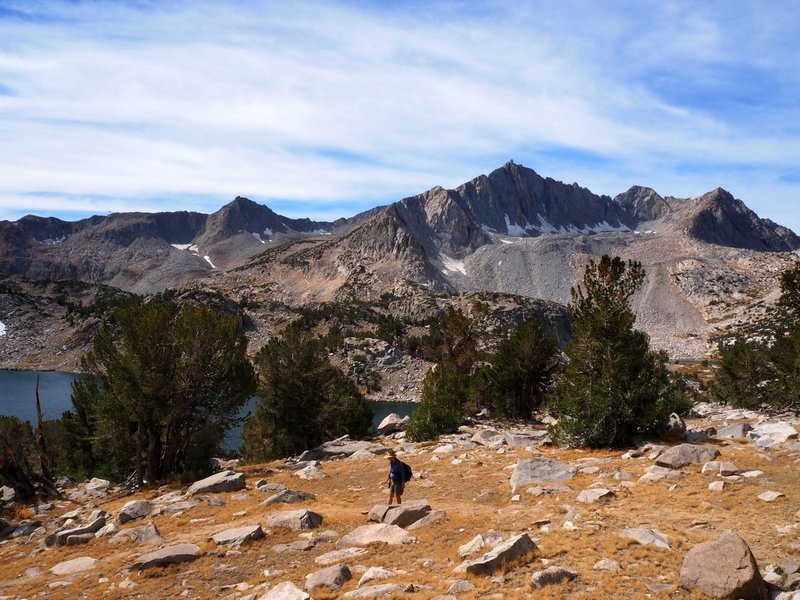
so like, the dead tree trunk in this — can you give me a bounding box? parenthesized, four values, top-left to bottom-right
(34, 376, 53, 482)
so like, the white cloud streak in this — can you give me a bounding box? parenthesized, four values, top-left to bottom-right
(0, 1, 799, 229)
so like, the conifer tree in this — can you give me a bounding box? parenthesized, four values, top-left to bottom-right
(487, 319, 559, 419)
(713, 260, 800, 411)
(70, 300, 255, 483)
(242, 324, 372, 460)
(548, 255, 687, 447)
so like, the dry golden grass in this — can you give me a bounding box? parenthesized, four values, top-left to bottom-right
(1, 425, 799, 599)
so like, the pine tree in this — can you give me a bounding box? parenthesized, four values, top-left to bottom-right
(487, 319, 559, 419)
(70, 300, 256, 483)
(242, 324, 372, 460)
(406, 308, 477, 441)
(713, 260, 800, 411)
(548, 256, 687, 447)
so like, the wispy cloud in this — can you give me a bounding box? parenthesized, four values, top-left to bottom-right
(1, 1, 799, 230)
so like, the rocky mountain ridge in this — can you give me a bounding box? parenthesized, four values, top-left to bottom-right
(1, 162, 798, 366)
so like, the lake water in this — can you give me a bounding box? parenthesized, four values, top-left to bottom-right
(0, 370, 416, 449)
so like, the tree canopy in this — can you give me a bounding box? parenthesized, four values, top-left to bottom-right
(68, 299, 255, 483)
(242, 324, 372, 461)
(548, 255, 687, 447)
(712, 260, 800, 411)
(486, 318, 559, 419)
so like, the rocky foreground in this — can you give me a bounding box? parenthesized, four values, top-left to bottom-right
(2, 404, 800, 599)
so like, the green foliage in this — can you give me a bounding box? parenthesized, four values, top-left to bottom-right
(0, 416, 37, 472)
(485, 319, 559, 419)
(710, 337, 769, 409)
(242, 325, 372, 461)
(406, 362, 465, 441)
(418, 307, 477, 373)
(548, 256, 688, 447)
(405, 308, 479, 441)
(712, 261, 800, 412)
(69, 299, 256, 483)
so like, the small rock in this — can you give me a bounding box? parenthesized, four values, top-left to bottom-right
(108, 521, 162, 546)
(406, 509, 446, 531)
(639, 465, 681, 483)
(368, 500, 431, 528)
(758, 491, 784, 502)
(531, 566, 577, 588)
(594, 559, 620, 571)
(377, 413, 410, 435)
(304, 564, 352, 592)
(510, 459, 574, 492)
(50, 556, 99, 576)
(266, 509, 323, 531)
(314, 547, 369, 566)
(336, 523, 415, 548)
(342, 583, 413, 598)
(358, 566, 394, 587)
(133, 543, 202, 570)
(259, 581, 310, 600)
(118, 499, 152, 524)
(715, 423, 752, 439)
(210, 525, 265, 547)
(447, 579, 474, 593)
(188, 470, 245, 495)
(620, 527, 670, 550)
(459, 534, 488, 558)
(260, 489, 316, 507)
(294, 465, 326, 480)
(656, 444, 720, 469)
(701, 461, 738, 476)
(576, 488, 614, 504)
(454, 533, 537, 575)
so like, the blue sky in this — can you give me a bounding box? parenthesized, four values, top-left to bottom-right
(1, 1, 800, 231)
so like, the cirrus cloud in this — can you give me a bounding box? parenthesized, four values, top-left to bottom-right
(0, 0, 799, 231)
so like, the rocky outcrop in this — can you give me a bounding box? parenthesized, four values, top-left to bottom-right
(210, 525, 265, 547)
(118, 499, 152, 524)
(187, 470, 246, 495)
(50, 556, 99, 576)
(336, 524, 415, 548)
(368, 500, 432, 528)
(655, 444, 720, 469)
(132, 543, 202, 570)
(304, 564, 352, 593)
(454, 533, 537, 575)
(509, 458, 575, 492)
(266, 509, 322, 531)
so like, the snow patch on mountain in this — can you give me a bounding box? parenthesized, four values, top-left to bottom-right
(440, 253, 467, 275)
(171, 243, 200, 254)
(41, 235, 67, 245)
(505, 213, 630, 236)
(0, 321, 6, 336)
(504, 214, 529, 237)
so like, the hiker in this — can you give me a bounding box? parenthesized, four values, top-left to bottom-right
(386, 450, 404, 505)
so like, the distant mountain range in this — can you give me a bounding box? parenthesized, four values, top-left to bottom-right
(1, 161, 798, 361)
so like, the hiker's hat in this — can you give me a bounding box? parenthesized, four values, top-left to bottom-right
(386, 450, 397, 458)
